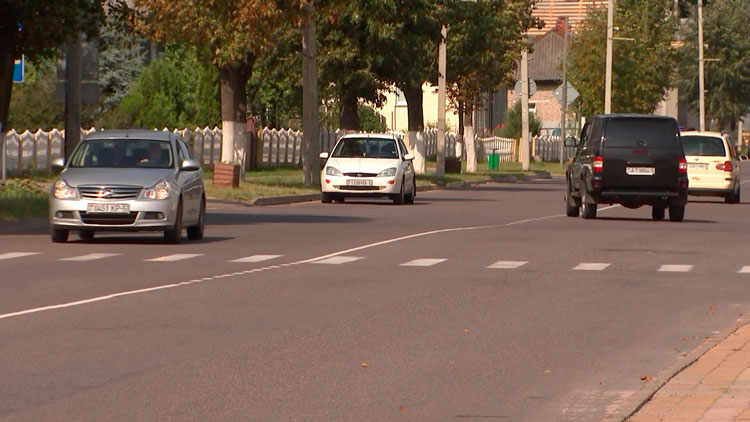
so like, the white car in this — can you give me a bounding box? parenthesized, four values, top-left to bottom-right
(49, 130, 206, 243)
(681, 130, 740, 203)
(319, 133, 416, 204)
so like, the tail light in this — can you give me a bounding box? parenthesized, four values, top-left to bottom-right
(678, 158, 687, 174)
(593, 156, 604, 173)
(716, 161, 733, 172)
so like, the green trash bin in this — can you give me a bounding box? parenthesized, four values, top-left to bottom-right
(488, 153, 499, 170)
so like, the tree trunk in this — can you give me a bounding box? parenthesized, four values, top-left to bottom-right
(464, 103, 477, 173)
(339, 88, 360, 131)
(403, 83, 426, 174)
(219, 58, 254, 168)
(0, 44, 14, 181)
(64, 34, 82, 160)
(302, 1, 320, 186)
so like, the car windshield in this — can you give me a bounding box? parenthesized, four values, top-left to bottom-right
(331, 138, 399, 158)
(69, 139, 173, 169)
(604, 118, 679, 148)
(682, 135, 726, 156)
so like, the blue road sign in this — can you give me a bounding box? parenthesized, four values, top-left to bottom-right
(13, 56, 24, 83)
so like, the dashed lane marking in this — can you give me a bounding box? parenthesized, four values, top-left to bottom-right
(310, 256, 363, 265)
(487, 260, 528, 269)
(400, 258, 447, 267)
(60, 253, 122, 262)
(145, 254, 204, 262)
(658, 264, 693, 273)
(230, 255, 282, 263)
(0, 252, 41, 260)
(739, 266, 750, 274)
(574, 263, 611, 271)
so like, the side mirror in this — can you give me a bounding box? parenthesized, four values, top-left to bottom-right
(403, 153, 415, 161)
(180, 159, 201, 171)
(564, 137, 578, 147)
(51, 157, 65, 171)
(319, 152, 329, 159)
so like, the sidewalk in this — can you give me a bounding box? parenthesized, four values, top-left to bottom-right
(626, 317, 750, 421)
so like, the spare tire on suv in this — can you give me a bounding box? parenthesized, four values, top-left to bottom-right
(564, 114, 688, 222)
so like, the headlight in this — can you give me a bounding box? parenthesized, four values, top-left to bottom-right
(325, 166, 342, 176)
(377, 167, 397, 177)
(53, 179, 78, 199)
(142, 180, 171, 200)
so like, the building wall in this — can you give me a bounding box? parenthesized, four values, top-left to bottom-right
(379, 84, 460, 133)
(507, 82, 566, 136)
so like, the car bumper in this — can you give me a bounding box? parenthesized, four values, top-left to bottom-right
(49, 197, 178, 231)
(320, 176, 401, 195)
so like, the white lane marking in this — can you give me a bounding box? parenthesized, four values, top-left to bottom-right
(487, 260, 528, 269)
(145, 254, 203, 262)
(400, 258, 447, 267)
(230, 254, 282, 263)
(659, 264, 693, 273)
(1, 210, 586, 321)
(311, 256, 363, 265)
(739, 266, 750, 274)
(573, 263, 611, 271)
(0, 252, 40, 260)
(60, 253, 122, 262)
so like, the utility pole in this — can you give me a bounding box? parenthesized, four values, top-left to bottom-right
(436, 25, 447, 178)
(604, 0, 614, 114)
(302, 0, 320, 186)
(698, 0, 705, 131)
(559, 16, 568, 166)
(64, 33, 82, 160)
(521, 48, 530, 171)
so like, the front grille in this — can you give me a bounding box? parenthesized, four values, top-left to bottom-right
(79, 185, 142, 200)
(336, 185, 381, 191)
(80, 212, 139, 225)
(343, 172, 377, 177)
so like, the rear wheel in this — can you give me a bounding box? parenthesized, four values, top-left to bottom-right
(51, 228, 69, 243)
(79, 230, 95, 240)
(668, 205, 685, 222)
(651, 205, 665, 221)
(581, 190, 597, 219)
(725, 186, 741, 204)
(164, 200, 183, 244)
(186, 197, 205, 241)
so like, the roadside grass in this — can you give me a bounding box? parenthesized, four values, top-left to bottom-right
(0, 179, 48, 220)
(0, 160, 565, 220)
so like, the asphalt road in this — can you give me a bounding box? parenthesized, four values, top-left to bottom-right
(3, 166, 750, 421)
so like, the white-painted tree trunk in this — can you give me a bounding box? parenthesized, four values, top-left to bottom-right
(464, 125, 477, 173)
(409, 130, 426, 174)
(221, 120, 246, 166)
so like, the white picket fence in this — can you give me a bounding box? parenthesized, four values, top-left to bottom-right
(478, 136, 516, 163)
(1, 126, 463, 175)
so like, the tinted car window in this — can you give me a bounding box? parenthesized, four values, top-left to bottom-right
(332, 138, 399, 158)
(69, 139, 173, 168)
(682, 135, 727, 156)
(604, 118, 679, 148)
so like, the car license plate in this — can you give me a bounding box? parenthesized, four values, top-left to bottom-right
(626, 167, 655, 176)
(87, 203, 130, 213)
(346, 179, 373, 186)
(688, 163, 708, 170)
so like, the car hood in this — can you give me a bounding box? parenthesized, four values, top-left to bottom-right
(60, 168, 176, 188)
(325, 157, 401, 174)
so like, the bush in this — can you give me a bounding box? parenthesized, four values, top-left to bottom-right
(0, 179, 48, 219)
(497, 101, 542, 139)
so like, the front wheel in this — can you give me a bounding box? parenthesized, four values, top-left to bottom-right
(668, 205, 685, 222)
(565, 180, 580, 217)
(164, 200, 183, 244)
(392, 179, 406, 205)
(405, 177, 416, 204)
(51, 228, 69, 243)
(321, 192, 333, 203)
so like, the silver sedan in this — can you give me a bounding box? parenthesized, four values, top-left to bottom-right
(49, 130, 205, 243)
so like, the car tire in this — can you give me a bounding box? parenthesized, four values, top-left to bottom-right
(565, 181, 580, 217)
(651, 205, 665, 221)
(581, 191, 597, 219)
(187, 197, 205, 241)
(725, 186, 741, 204)
(321, 192, 333, 203)
(392, 179, 406, 205)
(668, 204, 685, 222)
(164, 200, 183, 244)
(51, 228, 69, 243)
(333, 195, 346, 203)
(405, 177, 415, 204)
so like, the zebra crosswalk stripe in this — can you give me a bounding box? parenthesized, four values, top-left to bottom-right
(311, 256, 363, 265)
(573, 263, 610, 271)
(145, 254, 203, 262)
(400, 258, 447, 267)
(0, 252, 40, 260)
(230, 255, 282, 263)
(60, 253, 122, 261)
(487, 260, 528, 269)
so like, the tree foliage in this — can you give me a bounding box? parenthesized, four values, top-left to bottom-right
(7, 58, 63, 131)
(497, 100, 541, 139)
(567, 0, 676, 117)
(674, 0, 750, 130)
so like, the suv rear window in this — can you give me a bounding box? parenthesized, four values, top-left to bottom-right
(681, 135, 726, 156)
(604, 118, 679, 148)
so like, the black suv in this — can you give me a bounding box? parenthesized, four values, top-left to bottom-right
(564, 114, 688, 221)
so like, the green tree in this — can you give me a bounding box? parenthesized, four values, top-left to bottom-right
(7, 58, 63, 131)
(498, 100, 541, 139)
(675, 0, 750, 131)
(567, 0, 676, 117)
(0, 0, 103, 140)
